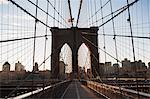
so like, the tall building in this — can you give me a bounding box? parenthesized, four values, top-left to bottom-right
(2, 61, 10, 72)
(33, 62, 39, 72)
(148, 62, 150, 69)
(122, 58, 131, 72)
(131, 60, 147, 71)
(104, 62, 114, 76)
(113, 63, 119, 75)
(105, 62, 111, 67)
(87, 69, 92, 79)
(59, 61, 65, 74)
(15, 61, 25, 71)
(99, 63, 105, 76)
(59, 61, 65, 79)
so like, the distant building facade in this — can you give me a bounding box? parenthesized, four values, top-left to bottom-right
(33, 62, 39, 72)
(2, 61, 10, 72)
(122, 58, 131, 72)
(59, 61, 65, 79)
(15, 61, 25, 71)
(87, 69, 92, 79)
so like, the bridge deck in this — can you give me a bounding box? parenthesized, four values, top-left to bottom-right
(60, 80, 105, 99)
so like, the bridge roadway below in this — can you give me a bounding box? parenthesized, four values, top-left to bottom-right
(60, 79, 106, 99)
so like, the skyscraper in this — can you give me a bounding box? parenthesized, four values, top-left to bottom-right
(15, 61, 25, 71)
(33, 62, 39, 72)
(2, 61, 10, 72)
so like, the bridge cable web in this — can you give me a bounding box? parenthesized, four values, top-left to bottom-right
(6, 41, 65, 97)
(1, 0, 71, 96)
(126, 0, 139, 97)
(81, 0, 150, 96)
(76, 0, 83, 27)
(0, 0, 150, 98)
(67, 0, 73, 27)
(109, 0, 122, 95)
(42, 0, 49, 92)
(100, 0, 107, 63)
(32, 0, 38, 93)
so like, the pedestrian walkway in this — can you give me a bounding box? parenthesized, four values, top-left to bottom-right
(60, 80, 106, 99)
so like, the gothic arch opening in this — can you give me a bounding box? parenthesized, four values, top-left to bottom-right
(78, 43, 92, 79)
(51, 27, 99, 78)
(59, 43, 72, 79)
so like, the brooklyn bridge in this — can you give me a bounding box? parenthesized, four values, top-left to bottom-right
(0, 0, 150, 98)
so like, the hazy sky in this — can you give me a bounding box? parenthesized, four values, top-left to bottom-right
(0, 0, 150, 72)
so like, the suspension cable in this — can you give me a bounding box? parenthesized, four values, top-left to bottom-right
(81, 35, 121, 63)
(27, 0, 69, 28)
(7, 42, 63, 97)
(67, 0, 73, 27)
(33, 0, 38, 72)
(100, 0, 107, 62)
(42, 0, 49, 92)
(109, 0, 121, 95)
(110, 0, 118, 63)
(94, 0, 98, 26)
(8, 0, 67, 28)
(126, 0, 139, 98)
(82, 32, 150, 39)
(76, 0, 83, 27)
(88, 0, 110, 22)
(98, 0, 139, 28)
(0, 35, 51, 43)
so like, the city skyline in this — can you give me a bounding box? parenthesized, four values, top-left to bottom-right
(0, 0, 150, 72)
(1, 57, 149, 72)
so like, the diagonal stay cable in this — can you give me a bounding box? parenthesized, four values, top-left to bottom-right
(8, 0, 67, 28)
(26, 0, 68, 28)
(88, 0, 110, 22)
(46, 0, 70, 27)
(88, 0, 139, 27)
(8, 0, 51, 28)
(0, 35, 51, 43)
(68, 0, 73, 27)
(81, 35, 121, 63)
(7, 43, 63, 98)
(76, 0, 83, 27)
(82, 32, 150, 39)
(98, 0, 139, 28)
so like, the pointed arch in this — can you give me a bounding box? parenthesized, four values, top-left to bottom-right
(78, 43, 91, 79)
(51, 27, 99, 78)
(59, 43, 72, 74)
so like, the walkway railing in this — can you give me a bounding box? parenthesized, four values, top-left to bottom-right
(8, 80, 71, 99)
(86, 81, 150, 99)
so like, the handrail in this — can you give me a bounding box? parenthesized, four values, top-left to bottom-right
(87, 81, 150, 98)
(8, 80, 70, 99)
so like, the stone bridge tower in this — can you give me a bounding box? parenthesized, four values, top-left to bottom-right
(50, 27, 99, 78)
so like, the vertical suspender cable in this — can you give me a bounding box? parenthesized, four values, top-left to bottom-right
(148, 0, 150, 42)
(110, 0, 122, 96)
(53, 0, 56, 27)
(76, 0, 83, 27)
(67, 0, 73, 27)
(100, 0, 107, 62)
(33, 0, 38, 70)
(57, 0, 60, 27)
(94, 0, 98, 26)
(110, 0, 118, 63)
(7, 2, 9, 61)
(90, 0, 93, 25)
(43, 0, 49, 91)
(141, 0, 145, 62)
(1, 1, 3, 66)
(44, 0, 49, 75)
(126, 0, 139, 98)
(32, 0, 38, 94)
(87, 0, 91, 27)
